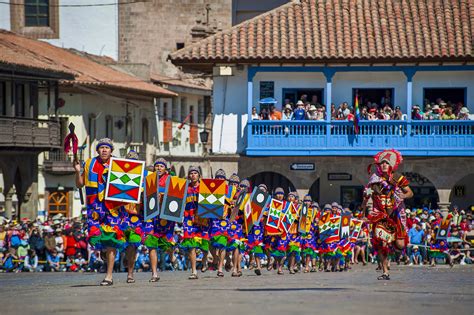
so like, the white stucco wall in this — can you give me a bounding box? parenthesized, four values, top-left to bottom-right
(0, 0, 118, 59)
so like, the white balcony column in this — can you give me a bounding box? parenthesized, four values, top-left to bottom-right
(247, 72, 254, 119)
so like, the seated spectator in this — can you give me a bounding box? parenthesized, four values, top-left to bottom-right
(23, 249, 40, 272)
(46, 249, 61, 272)
(29, 228, 45, 259)
(251, 107, 260, 120)
(88, 249, 104, 272)
(135, 246, 150, 272)
(74, 252, 87, 271)
(2, 248, 18, 272)
(65, 229, 77, 258)
(450, 243, 466, 265)
(412, 105, 423, 120)
(409, 245, 422, 265)
(282, 104, 293, 120)
(43, 226, 56, 255)
(458, 107, 470, 120)
(269, 105, 282, 120)
(293, 101, 306, 120)
(306, 105, 318, 120)
(441, 107, 456, 120)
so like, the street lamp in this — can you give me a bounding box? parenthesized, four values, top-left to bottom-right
(199, 130, 209, 144)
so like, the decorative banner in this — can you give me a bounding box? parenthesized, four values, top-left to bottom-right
(105, 157, 145, 204)
(279, 202, 297, 235)
(340, 210, 352, 239)
(350, 219, 363, 243)
(144, 171, 159, 221)
(249, 187, 271, 226)
(265, 199, 283, 235)
(160, 176, 188, 223)
(197, 179, 226, 219)
(436, 215, 452, 240)
(319, 216, 341, 243)
(298, 204, 311, 234)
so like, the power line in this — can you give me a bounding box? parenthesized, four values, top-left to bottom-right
(0, 0, 151, 8)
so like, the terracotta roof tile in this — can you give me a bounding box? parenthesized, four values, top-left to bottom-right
(170, 0, 473, 65)
(0, 30, 176, 97)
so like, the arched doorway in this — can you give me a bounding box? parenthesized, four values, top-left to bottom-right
(308, 178, 320, 203)
(402, 172, 439, 209)
(178, 166, 186, 178)
(248, 172, 296, 195)
(449, 173, 474, 211)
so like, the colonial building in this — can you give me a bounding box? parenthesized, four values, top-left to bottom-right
(0, 30, 176, 219)
(170, 0, 474, 212)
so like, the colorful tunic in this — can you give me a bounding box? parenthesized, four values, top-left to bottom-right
(301, 220, 318, 258)
(428, 240, 450, 259)
(84, 157, 126, 250)
(247, 222, 265, 258)
(181, 183, 209, 251)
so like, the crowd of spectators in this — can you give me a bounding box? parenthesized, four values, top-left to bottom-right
(252, 95, 471, 122)
(0, 204, 472, 273)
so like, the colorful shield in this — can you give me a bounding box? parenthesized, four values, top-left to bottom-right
(319, 216, 341, 243)
(279, 202, 297, 235)
(265, 199, 283, 235)
(230, 191, 249, 222)
(160, 176, 188, 223)
(350, 219, 363, 243)
(339, 210, 352, 239)
(197, 179, 226, 219)
(224, 185, 237, 217)
(246, 187, 271, 234)
(436, 215, 452, 240)
(105, 157, 145, 204)
(144, 171, 159, 221)
(298, 204, 311, 234)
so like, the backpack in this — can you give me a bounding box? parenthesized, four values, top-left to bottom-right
(10, 235, 21, 248)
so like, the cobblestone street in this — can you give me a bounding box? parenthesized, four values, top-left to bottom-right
(1, 265, 472, 315)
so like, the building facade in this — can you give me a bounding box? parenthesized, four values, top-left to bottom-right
(170, 0, 474, 212)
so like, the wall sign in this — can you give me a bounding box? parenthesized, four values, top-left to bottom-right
(290, 163, 315, 171)
(454, 185, 465, 197)
(259, 81, 274, 99)
(328, 173, 352, 181)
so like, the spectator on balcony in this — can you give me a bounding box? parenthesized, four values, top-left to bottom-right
(330, 103, 337, 120)
(429, 105, 441, 120)
(282, 104, 293, 120)
(453, 102, 464, 116)
(457, 107, 470, 120)
(381, 89, 392, 107)
(423, 104, 432, 120)
(259, 108, 269, 120)
(441, 107, 456, 120)
(412, 105, 423, 120)
(311, 95, 321, 107)
(316, 105, 326, 121)
(346, 108, 355, 121)
(376, 107, 386, 120)
(269, 105, 282, 121)
(382, 105, 393, 120)
(307, 105, 318, 120)
(392, 106, 405, 120)
(293, 101, 306, 120)
(360, 106, 369, 120)
(368, 108, 378, 120)
(251, 107, 260, 120)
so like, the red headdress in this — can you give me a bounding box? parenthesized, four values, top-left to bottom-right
(367, 149, 403, 175)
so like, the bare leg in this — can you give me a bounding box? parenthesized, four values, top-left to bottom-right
(125, 246, 136, 280)
(105, 248, 116, 281)
(189, 248, 197, 275)
(149, 249, 159, 279)
(217, 249, 226, 272)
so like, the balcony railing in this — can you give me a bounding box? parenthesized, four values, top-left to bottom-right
(247, 120, 474, 156)
(43, 150, 84, 175)
(0, 117, 61, 149)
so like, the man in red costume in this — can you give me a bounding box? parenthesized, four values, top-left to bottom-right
(363, 149, 413, 280)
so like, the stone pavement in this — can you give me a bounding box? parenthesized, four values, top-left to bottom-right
(0, 265, 472, 315)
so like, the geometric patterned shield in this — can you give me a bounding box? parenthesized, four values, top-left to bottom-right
(144, 171, 160, 221)
(265, 199, 284, 235)
(350, 219, 363, 243)
(245, 187, 271, 234)
(105, 157, 145, 204)
(339, 210, 352, 239)
(230, 191, 249, 222)
(279, 202, 297, 235)
(436, 215, 452, 240)
(298, 204, 311, 234)
(319, 216, 341, 243)
(197, 179, 226, 219)
(160, 176, 189, 223)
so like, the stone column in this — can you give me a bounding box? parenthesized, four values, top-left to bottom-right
(437, 188, 452, 216)
(4, 188, 13, 219)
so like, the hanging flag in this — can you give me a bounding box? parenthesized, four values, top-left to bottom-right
(265, 199, 283, 235)
(354, 93, 360, 134)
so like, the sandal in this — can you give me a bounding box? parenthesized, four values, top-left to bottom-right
(237, 271, 243, 277)
(310, 268, 317, 273)
(289, 270, 295, 275)
(254, 269, 261, 276)
(126, 277, 135, 284)
(217, 271, 224, 277)
(99, 279, 113, 286)
(149, 275, 160, 283)
(267, 264, 273, 271)
(277, 270, 284, 275)
(188, 273, 199, 280)
(377, 273, 390, 280)
(201, 265, 208, 273)
(231, 272, 239, 277)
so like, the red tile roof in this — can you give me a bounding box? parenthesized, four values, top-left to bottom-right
(170, 0, 474, 65)
(0, 30, 176, 97)
(151, 74, 211, 91)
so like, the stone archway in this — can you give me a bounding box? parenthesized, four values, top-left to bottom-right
(308, 178, 320, 202)
(402, 172, 439, 209)
(449, 173, 474, 211)
(248, 171, 296, 196)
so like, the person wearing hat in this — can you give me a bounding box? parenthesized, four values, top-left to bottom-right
(208, 169, 230, 277)
(286, 192, 302, 274)
(267, 187, 287, 275)
(306, 105, 318, 120)
(282, 104, 293, 120)
(227, 178, 250, 277)
(300, 195, 315, 272)
(74, 137, 126, 286)
(457, 107, 470, 120)
(363, 149, 414, 280)
(423, 104, 432, 120)
(144, 157, 174, 283)
(293, 101, 307, 120)
(246, 183, 269, 276)
(411, 105, 423, 120)
(429, 104, 441, 120)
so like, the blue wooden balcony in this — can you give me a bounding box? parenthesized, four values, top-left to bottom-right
(246, 120, 474, 156)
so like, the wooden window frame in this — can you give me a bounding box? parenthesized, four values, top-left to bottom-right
(10, 0, 59, 39)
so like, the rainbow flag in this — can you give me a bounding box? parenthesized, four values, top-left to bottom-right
(354, 94, 360, 134)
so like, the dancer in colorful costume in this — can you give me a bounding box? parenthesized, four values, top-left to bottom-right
(74, 138, 126, 286)
(286, 191, 301, 274)
(269, 187, 288, 275)
(364, 149, 413, 280)
(144, 157, 174, 282)
(301, 196, 318, 273)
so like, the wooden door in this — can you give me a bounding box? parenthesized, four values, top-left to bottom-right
(48, 191, 69, 217)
